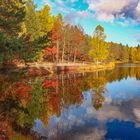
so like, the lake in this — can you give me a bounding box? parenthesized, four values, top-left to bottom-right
(0, 64, 140, 140)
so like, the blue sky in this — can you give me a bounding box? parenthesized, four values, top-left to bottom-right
(34, 0, 140, 47)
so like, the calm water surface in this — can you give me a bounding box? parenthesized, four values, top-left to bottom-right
(0, 64, 140, 140)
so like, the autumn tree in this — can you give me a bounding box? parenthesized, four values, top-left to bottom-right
(64, 25, 84, 63)
(108, 42, 130, 62)
(122, 45, 129, 61)
(81, 35, 92, 61)
(135, 45, 140, 62)
(129, 47, 137, 62)
(72, 25, 84, 63)
(24, 4, 54, 62)
(24, 0, 40, 39)
(89, 25, 109, 64)
(61, 24, 70, 63)
(37, 5, 54, 37)
(51, 14, 63, 63)
(65, 25, 73, 62)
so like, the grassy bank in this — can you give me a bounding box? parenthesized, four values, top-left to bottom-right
(26, 62, 116, 75)
(0, 61, 115, 76)
(77, 62, 115, 71)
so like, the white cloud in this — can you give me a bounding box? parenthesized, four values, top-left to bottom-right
(134, 108, 140, 127)
(64, 10, 91, 24)
(86, 0, 140, 24)
(95, 13, 115, 23)
(136, 1, 140, 20)
(42, 0, 140, 25)
(136, 1, 140, 12)
(77, 10, 90, 18)
(73, 128, 106, 140)
(134, 108, 140, 122)
(89, 0, 129, 13)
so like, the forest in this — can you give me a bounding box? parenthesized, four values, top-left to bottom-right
(0, 0, 140, 66)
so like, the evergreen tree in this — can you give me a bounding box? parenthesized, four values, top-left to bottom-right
(0, 0, 26, 63)
(25, 0, 40, 39)
(0, 0, 26, 38)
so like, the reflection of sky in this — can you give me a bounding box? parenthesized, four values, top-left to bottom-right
(33, 76, 140, 140)
(105, 77, 140, 102)
(106, 120, 140, 140)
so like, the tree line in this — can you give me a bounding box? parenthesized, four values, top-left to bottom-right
(0, 0, 140, 65)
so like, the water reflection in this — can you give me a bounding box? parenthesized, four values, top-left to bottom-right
(0, 65, 140, 139)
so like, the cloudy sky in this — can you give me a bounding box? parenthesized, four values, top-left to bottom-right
(34, 0, 140, 46)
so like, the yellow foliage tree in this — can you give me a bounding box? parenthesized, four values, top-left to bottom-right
(89, 25, 109, 64)
(37, 5, 54, 36)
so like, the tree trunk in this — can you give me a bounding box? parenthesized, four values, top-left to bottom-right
(67, 42, 70, 62)
(96, 59, 98, 65)
(74, 48, 77, 63)
(62, 37, 65, 63)
(96, 37, 99, 65)
(96, 70, 99, 78)
(56, 75, 59, 95)
(56, 40, 59, 63)
(62, 74, 64, 96)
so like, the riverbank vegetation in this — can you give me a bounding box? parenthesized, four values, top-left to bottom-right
(0, 0, 140, 69)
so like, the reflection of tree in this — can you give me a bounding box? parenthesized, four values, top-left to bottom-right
(0, 74, 84, 139)
(85, 75, 107, 110)
(59, 76, 83, 106)
(107, 66, 140, 82)
(0, 96, 33, 139)
(1, 65, 140, 139)
(93, 93, 105, 111)
(0, 77, 49, 139)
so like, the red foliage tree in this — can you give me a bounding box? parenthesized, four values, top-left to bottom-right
(51, 14, 63, 63)
(44, 47, 57, 61)
(42, 80, 58, 89)
(14, 81, 32, 100)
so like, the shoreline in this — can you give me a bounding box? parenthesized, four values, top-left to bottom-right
(0, 62, 115, 76)
(2, 61, 140, 76)
(1, 61, 140, 76)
